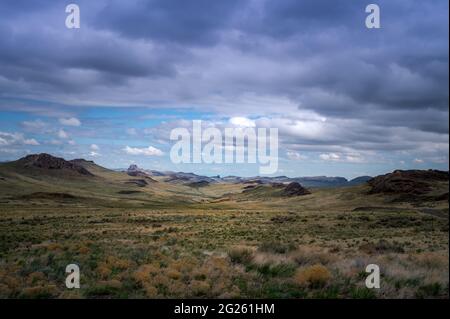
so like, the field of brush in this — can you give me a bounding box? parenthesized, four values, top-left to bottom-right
(0, 181, 448, 299)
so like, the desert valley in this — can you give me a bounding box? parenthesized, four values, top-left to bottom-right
(0, 153, 448, 299)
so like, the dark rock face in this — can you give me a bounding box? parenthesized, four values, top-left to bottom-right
(368, 170, 449, 195)
(128, 164, 139, 171)
(127, 164, 147, 177)
(127, 170, 149, 177)
(17, 153, 93, 176)
(126, 165, 157, 182)
(282, 182, 311, 196)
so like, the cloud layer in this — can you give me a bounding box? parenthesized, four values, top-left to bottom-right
(0, 0, 448, 176)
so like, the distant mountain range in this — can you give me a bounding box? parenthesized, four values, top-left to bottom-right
(125, 164, 373, 188)
(0, 154, 447, 205)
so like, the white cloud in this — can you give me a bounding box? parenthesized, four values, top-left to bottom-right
(21, 119, 47, 131)
(89, 151, 100, 157)
(344, 153, 365, 163)
(123, 145, 164, 156)
(24, 138, 40, 146)
(229, 117, 256, 128)
(318, 152, 366, 163)
(319, 153, 340, 161)
(0, 131, 40, 146)
(59, 117, 81, 127)
(413, 158, 424, 164)
(319, 153, 341, 161)
(286, 151, 308, 161)
(50, 139, 62, 145)
(58, 129, 69, 139)
(126, 128, 137, 135)
(90, 144, 99, 151)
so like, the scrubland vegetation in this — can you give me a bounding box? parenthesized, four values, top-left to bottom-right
(0, 192, 448, 299)
(0, 157, 448, 299)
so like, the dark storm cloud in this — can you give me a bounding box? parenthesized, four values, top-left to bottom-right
(0, 0, 54, 16)
(94, 0, 242, 46)
(0, 19, 179, 94)
(247, 0, 362, 38)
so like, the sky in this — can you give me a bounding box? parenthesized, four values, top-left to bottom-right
(0, 0, 448, 179)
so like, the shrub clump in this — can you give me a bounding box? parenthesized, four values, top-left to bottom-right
(294, 264, 331, 288)
(228, 246, 254, 264)
(258, 241, 297, 254)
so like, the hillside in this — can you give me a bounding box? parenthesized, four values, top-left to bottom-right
(367, 169, 449, 202)
(0, 154, 210, 208)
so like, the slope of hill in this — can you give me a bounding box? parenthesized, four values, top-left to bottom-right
(368, 169, 448, 201)
(0, 154, 208, 207)
(348, 176, 372, 186)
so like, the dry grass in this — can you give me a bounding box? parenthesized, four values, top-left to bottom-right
(0, 181, 447, 299)
(294, 264, 332, 287)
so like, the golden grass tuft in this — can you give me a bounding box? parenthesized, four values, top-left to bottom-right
(190, 280, 210, 296)
(96, 264, 112, 279)
(165, 268, 182, 280)
(143, 284, 158, 298)
(26, 272, 46, 285)
(106, 256, 132, 270)
(20, 284, 58, 298)
(294, 264, 331, 287)
(78, 245, 90, 255)
(132, 264, 160, 284)
(46, 243, 63, 251)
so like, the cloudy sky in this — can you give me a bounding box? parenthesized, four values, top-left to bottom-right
(0, 0, 448, 178)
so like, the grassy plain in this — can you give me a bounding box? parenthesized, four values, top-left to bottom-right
(0, 162, 448, 299)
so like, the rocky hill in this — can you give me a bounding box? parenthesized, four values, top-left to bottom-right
(15, 153, 94, 176)
(282, 182, 311, 196)
(367, 169, 448, 202)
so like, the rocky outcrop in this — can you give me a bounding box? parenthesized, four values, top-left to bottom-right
(282, 182, 311, 196)
(17, 153, 93, 176)
(126, 165, 157, 181)
(368, 170, 448, 195)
